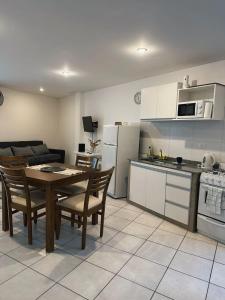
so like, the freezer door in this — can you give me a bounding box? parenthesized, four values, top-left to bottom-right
(102, 144, 117, 195)
(103, 125, 118, 146)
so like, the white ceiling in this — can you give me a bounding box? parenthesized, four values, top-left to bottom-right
(1, 0, 225, 98)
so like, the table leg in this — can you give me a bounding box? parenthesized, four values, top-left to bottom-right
(1, 183, 9, 231)
(46, 185, 56, 252)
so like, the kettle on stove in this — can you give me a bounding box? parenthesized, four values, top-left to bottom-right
(202, 152, 216, 170)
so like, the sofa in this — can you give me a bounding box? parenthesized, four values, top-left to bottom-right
(0, 140, 65, 166)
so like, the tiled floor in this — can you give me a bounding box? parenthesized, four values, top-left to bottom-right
(0, 197, 225, 299)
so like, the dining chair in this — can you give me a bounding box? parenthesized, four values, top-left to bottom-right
(56, 155, 99, 196)
(55, 167, 114, 249)
(0, 166, 46, 244)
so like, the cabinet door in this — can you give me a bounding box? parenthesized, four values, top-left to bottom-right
(140, 87, 158, 119)
(157, 83, 178, 119)
(146, 169, 166, 214)
(129, 165, 146, 206)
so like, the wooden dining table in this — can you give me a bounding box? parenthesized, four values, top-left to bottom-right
(1, 163, 98, 252)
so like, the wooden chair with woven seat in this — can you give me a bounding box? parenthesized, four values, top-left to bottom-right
(55, 167, 114, 249)
(0, 155, 40, 225)
(0, 166, 46, 244)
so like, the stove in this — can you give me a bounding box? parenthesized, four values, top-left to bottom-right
(200, 170, 225, 187)
(198, 169, 225, 243)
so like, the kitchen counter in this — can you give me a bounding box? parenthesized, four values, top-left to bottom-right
(130, 158, 203, 174)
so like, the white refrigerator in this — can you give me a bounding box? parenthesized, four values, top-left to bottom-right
(102, 124, 140, 198)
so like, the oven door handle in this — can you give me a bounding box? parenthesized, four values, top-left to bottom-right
(204, 190, 208, 203)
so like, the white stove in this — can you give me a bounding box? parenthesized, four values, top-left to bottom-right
(198, 170, 225, 243)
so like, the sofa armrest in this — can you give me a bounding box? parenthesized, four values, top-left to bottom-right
(48, 148, 65, 163)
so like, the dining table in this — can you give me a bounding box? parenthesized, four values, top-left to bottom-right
(1, 163, 98, 252)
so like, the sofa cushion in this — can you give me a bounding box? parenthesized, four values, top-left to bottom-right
(12, 146, 34, 156)
(28, 153, 61, 165)
(31, 144, 49, 155)
(0, 147, 13, 156)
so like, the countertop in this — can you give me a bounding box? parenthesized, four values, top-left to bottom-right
(130, 158, 203, 174)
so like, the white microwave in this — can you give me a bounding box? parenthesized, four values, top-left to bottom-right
(177, 100, 213, 119)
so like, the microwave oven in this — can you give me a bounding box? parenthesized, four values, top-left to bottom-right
(177, 100, 213, 119)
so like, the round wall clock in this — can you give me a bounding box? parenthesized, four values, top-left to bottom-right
(134, 91, 141, 105)
(0, 91, 4, 106)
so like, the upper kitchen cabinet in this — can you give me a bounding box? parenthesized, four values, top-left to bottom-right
(140, 82, 182, 120)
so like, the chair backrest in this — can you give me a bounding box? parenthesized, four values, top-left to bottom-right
(0, 166, 31, 209)
(0, 155, 28, 168)
(83, 167, 114, 212)
(76, 155, 99, 170)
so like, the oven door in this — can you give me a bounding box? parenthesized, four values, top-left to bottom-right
(198, 183, 225, 222)
(177, 102, 196, 118)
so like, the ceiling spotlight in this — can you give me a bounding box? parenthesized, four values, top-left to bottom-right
(57, 67, 77, 78)
(136, 47, 149, 54)
(39, 87, 45, 93)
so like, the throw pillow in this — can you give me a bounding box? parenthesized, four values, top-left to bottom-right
(31, 144, 50, 155)
(12, 146, 34, 156)
(0, 147, 13, 156)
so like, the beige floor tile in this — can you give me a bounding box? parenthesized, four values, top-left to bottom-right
(149, 229, 183, 249)
(105, 215, 131, 231)
(179, 237, 216, 260)
(151, 293, 171, 300)
(0, 268, 54, 300)
(122, 221, 155, 239)
(170, 251, 213, 281)
(63, 236, 102, 259)
(60, 261, 114, 300)
(215, 244, 225, 264)
(0, 255, 26, 284)
(210, 262, 225, 288)
(107, 232, 145, 254)
(122, 204, 144, 212)
(113, 208, 142, 221)
(186, 232, 217, 245)
(87, 245, 131, 273)
(207, 283, 225, 300)
(87, 225, 118, 243)
(39, 284, 85, 299)
(119, 255, 166, 290)
(136, 241, 176, 266)
(157, 269, 208, 300)
(31, 249, 82, 281)
(135, 213, 163, 228)
(106, 197, 127, 208)
(95, 276, 153, 300)
(105, 204, 121, 217)
(158, 221, 187, 236)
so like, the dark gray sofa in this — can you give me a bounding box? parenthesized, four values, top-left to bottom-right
(0, 140, 65, 166)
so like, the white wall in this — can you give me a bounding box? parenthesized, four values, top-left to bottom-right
(81, 60, 225, 163)
(0, 87, 60, 148)
(58, 93, 83, 164)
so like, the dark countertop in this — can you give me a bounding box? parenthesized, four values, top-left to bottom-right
(130, 159, 203, 174)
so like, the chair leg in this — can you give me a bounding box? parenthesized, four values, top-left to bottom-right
(27, 214, 32, 245)
(23, 213, 27, 226)
(55, 207, 61, 240)
(78, 216, 82, 228)
(100, 209, 105, 237)
(33, 211, 37, 224)
(71, 213, 75, 227)
(81, 216, 87, 249)
(8, 205, 13, 237)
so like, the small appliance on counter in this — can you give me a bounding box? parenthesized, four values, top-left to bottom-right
(202, 152, 216, 170)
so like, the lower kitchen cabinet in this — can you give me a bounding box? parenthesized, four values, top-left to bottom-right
(146, 169, 166, 215)
(129, 161, 200, 231)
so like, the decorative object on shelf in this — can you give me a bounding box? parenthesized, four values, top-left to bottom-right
(0, 91, 4, 106)
(191, 79, 198, 87)
(134, 91, 141, 105)
(183, 75, 190, 88)
(88, 139, 101, 153)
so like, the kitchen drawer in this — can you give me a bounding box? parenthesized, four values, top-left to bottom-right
(165, 202, 189, 225)
(167, 173, 191, 189)
(166, 185, 190, 207)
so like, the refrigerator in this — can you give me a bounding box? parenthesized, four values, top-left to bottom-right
(102, 124, 140, 198)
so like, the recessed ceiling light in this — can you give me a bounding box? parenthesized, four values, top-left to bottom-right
(56, 67, 77, 78)
(39, 87, 45, 93)
(136, 47, 149, 54)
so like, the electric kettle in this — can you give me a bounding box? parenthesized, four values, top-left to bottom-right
(202, 152, 216, 169)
